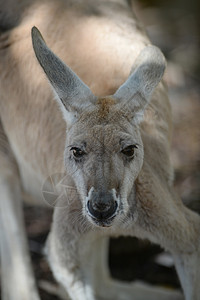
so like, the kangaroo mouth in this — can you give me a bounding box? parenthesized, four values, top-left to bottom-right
(89, 214, 117, 227)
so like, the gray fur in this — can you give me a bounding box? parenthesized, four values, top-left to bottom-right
(32, 27, 96, 123)
(114, 46, 166, 119)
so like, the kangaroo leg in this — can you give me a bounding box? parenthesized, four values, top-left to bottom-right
(47, 228, 98, 300)
(135, 165, 200, 300)
(164, 207, 200, 300)
(0, 121, 40, 300)
(171, 205, 200, 300)
(93, 237, 183, 300)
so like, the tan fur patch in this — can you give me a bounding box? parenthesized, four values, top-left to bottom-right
(97, 97, 116, 118)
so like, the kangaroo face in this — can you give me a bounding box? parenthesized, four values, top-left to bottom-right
(64, 101, 144, 226)
(32, 27, 166, 227)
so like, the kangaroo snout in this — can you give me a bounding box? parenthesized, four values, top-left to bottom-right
(86, 189, 118, 225)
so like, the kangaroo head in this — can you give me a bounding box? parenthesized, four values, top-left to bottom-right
(32, 27, 166, 228)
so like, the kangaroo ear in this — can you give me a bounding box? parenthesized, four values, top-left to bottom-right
(113, 46, 166, 122)
(31, 26, 96, 124)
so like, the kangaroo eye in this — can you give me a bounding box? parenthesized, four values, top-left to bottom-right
(70, 147, 86, 159)
(121, 145, 137, 158)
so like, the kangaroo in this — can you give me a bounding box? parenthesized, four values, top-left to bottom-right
(0, 0, 200, 299)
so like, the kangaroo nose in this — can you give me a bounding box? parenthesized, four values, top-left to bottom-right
(87, 190, 118, 221)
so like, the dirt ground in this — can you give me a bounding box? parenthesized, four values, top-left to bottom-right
(0, 0, 199, 299)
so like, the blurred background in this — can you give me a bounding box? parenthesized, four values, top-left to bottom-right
(1, 0, 199, 299)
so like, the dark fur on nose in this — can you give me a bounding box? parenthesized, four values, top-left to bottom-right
(87, 190, 118, 221)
